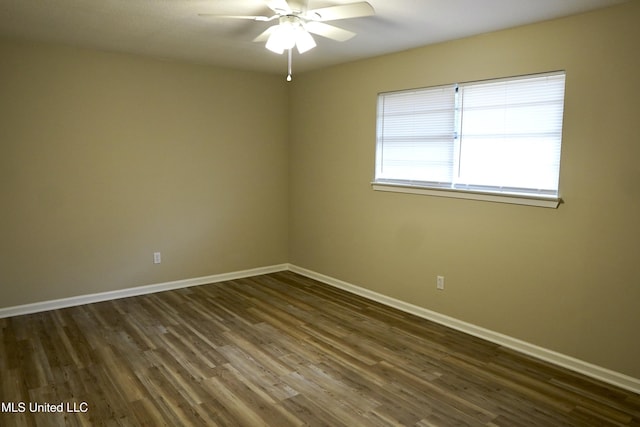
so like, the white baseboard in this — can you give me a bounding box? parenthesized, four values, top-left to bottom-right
(288, 264, 640, 395)
(0, 264, 289, 319)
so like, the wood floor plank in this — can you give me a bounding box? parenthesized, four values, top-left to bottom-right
(1, 271, 639, 426)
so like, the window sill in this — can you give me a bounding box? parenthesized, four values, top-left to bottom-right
(371, 182, 561, 208)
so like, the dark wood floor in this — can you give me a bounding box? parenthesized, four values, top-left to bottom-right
(1, 271, 639, 426)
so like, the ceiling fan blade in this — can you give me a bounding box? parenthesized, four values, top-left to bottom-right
(265, 0, 292, 14)
(304, 22, 356, 42)
(306, 2, 374, 22)
(198, 14, 273, 22)
(253, 26, 279, 43)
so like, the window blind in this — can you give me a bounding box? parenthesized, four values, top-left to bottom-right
(456, 72, 566, 195)
(375, 85, 457, 185)
(375, 71, 566, 199)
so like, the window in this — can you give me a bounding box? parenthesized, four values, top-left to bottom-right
(374, 71, 566, 207)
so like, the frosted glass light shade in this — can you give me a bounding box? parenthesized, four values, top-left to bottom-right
(266, 21, 296, 54)
(295, 26, 316, 53)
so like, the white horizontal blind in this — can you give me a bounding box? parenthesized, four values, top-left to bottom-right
(376, 85, 457, 185)
(456, 72, 565, 196)
(374, 71, 566, 200)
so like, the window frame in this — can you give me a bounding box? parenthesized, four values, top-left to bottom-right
(372, 71, 566, 208)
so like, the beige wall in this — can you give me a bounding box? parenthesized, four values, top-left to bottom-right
(289, 2, 640, 378)
(0, 39, 289, 307)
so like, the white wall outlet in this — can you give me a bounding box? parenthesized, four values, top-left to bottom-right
(153, 252, 162, 264)
(436, 275, 445, 290)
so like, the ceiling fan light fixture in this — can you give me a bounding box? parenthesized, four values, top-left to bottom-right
(199, 1, 376, 80)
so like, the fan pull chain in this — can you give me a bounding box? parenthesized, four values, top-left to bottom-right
(287, 48, 292, 82)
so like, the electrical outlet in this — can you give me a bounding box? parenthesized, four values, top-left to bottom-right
(436, 275, 445, 290)
(153, 252, 162, 264)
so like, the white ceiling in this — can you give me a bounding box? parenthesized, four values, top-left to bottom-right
(0, 0, 628, 75)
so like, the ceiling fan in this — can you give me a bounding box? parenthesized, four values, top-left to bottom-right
(199, 0, 375, 80)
